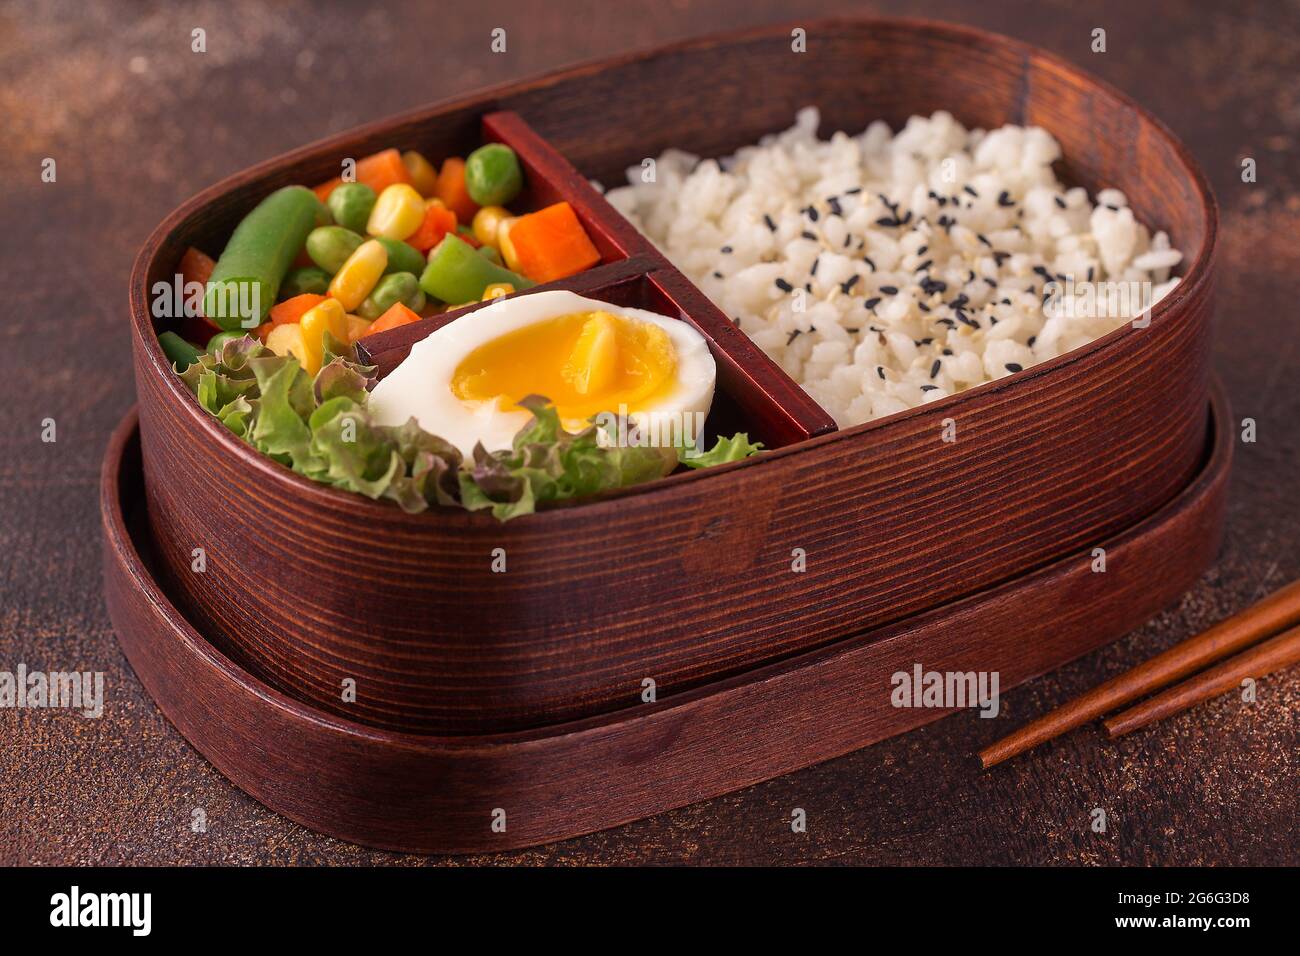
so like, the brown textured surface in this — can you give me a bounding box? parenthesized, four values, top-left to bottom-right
(1, 0, 1296, 865)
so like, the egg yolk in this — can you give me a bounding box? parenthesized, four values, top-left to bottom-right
(450, 311, 677, 424)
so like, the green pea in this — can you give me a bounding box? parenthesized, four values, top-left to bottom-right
(357, 271, 425, 319)
(326, 182, 376, 234)
(465, 143, 523, 206)
(374, 237, 426, 276)
(206, 330, 245, 354)
(306, 226, 365, 274)
(280, 266, 331, 298)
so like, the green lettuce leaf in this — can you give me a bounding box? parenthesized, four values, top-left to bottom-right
(678, 432, 764, 469)
(174, 342, 762, 520)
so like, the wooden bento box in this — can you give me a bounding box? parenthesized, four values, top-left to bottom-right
(124, 17, 1217, 748)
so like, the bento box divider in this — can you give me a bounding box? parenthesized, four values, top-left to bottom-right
(482, 110, 838, 445)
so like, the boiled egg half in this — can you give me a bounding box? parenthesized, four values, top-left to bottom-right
(368, 290, 717, 466)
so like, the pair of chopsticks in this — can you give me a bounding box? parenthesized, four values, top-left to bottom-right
(979, 578, 1300, 768)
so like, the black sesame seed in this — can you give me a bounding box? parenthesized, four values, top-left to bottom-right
(827, 197, 843, 217)
(863, 256, 877, 272)
(1005, 362, 1023, 373)
(810, 257, 820, 276)
(787, 329, 802, 345)
(1027, 335, 1036, 347)
(840, 275, 860, 294)
(920, 384, 939, 392)
(916, 259, 933, 273)
(844, 187, 862, 195)
(876, 366, 886, 380)
(764, 214, 777, 231)
(942, 348, 953, 355)
(801, 230, 817, 241)
(876, 217, 901, 228)
(963, 185, 979, 198)
(993, 251, 1011, 266)
(998, 190, 1015, 207)
(720, 245, 733, 254)
(712, 271, 723, 279)
(930, 359, 942, 378)
(977, 233, 992, 247)
(845, 327, 859, 334)
(917, 245, 928, 255)
(918, 301, 932, 312)
(863, 296, 881, 311)
(1054, 195, 1066, 209)
(805, 206, 820, 222)
(775, 278, 793, 292)
(983, 277, 997, 288)
(880, 285, 899, 295)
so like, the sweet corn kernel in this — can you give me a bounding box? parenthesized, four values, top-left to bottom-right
(345, 314, 373, 343)
(401, 150, 439, 197)
(497, 217, 521, 271)
(472, 205, 510, 248)
(366, 183, 426, 240)
(265, 323, 310, 371)
(299, 297, 349, 374)
(328, 239, 388, 311)
(481, 282, 515, 301)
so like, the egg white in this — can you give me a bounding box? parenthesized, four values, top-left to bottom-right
(367, 289, 717, 461)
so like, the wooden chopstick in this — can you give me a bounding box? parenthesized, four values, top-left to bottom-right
(978, 578, 1300, 768)
(1103, 623, 1300, 737)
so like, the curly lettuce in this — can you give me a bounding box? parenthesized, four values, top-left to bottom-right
(176, 336, 763, 520)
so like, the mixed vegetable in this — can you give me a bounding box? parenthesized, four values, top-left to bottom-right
(169, 143, 603, 377)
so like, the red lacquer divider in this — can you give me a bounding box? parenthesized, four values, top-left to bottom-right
(483, 110, 837, 445)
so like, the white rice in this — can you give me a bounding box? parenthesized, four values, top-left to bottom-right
(604, 108, 1183, 427)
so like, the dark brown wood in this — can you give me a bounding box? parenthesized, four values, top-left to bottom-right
(980, 578, 1300, 766)
(1103, 624, 1300, 738)
(128, 18, 1218, 735)
(103, 380, 1230, 852)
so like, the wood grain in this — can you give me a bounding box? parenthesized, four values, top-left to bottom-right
(127, 17, 1218, 735)
(104, 381, 1230, 852)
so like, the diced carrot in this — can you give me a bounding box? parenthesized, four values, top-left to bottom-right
(434, 157, 479, 223)
(406, 203, 458, 254)
(177, 246, 221, 339)
(313, 148, 413, 202)
(269, 293, 327, 327)
(179, 246, 216, 287)
(313, 178, 341, 203)
(362, 302, 422, 337)
(507, 202, 601, 283)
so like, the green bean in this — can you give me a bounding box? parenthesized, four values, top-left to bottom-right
(419, 234, 533, 303)
(465, 143, 523, 206)
(204, 185, 320, 329)
(306, 226, 365, 274)
(158, 331, 202, 369)
(280, 266, 331, 298)
(326, 182, 376, 234)
(374, 237, 426, 276)
(357, 272, 425, 319)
